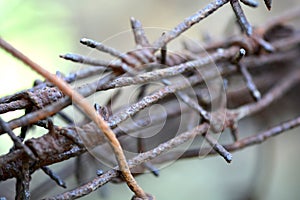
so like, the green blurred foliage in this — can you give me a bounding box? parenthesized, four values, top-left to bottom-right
(0, 0, 74, 97)
(0, 0, 74, 154)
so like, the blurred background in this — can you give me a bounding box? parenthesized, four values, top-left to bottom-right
(1, 0, 300, 199)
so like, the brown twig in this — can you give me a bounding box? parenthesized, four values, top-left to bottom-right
(0, 73, 114, 135)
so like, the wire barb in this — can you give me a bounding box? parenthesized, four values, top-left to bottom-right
(41, 166, 67, 188)
(1, 3, 300, 200)
(204, 133, 232, 163)
(80, 38, 123, 58)
(230, 0, 253, 35)
(240, 0, 259, 7)
(239, 64, 262, 101)
(0, 37, 148, 199)
(264, 0, 272, 10)
(0, 117, 36, 161)
(130, 17, 150, 47)
(59, 53, 113, 68)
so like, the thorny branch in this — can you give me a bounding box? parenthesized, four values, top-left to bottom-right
(0, 1, 300, 199)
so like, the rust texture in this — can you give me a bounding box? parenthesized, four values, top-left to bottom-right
(0, 1, 300, 199)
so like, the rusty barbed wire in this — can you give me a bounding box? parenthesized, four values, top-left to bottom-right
(0, 1, 300, 199)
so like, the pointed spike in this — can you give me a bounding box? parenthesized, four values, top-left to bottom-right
(130, 17, 150, 47)
(59, 53, 112, 67)
(240, 0, 259, 8)
(230, 0, 253, 36)
(80, 38, 123, 58)
(264, 0, 272, 10)
(41, 166, 67, 188)
(253, 35, 275, 52)
(59, 53, 83, 62)
(232, 48, 246, 64)
(80, 38, 98, 48)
